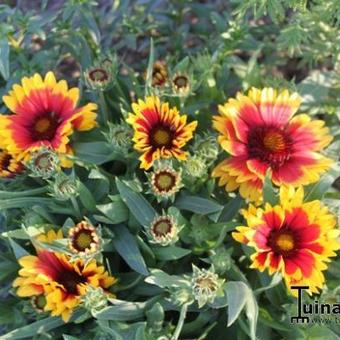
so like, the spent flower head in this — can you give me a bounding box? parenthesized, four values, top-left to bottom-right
(192, 264, 224, 308)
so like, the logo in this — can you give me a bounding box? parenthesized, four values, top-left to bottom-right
(290, 286, 340, 324)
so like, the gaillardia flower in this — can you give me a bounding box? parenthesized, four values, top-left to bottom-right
(13, 251, 115, 321)
(212, 88, 333, 202)
(127, 96, 197, 169)
(149, 215, 180, 246)
(68, 221, 100, 256)
(149, 163, 182, 200)
(232, 186, 340, 295)
(172, 73, 191, 96)
(0, 147, 23, 178)
(0, 72, 97, 167)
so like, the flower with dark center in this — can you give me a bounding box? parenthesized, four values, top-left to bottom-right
(13, 246, 116, 322)
(212, 87, 333, 202)
(149, 215, 179, 246)
(26, 147, 60, 179)
(232, 186, 340, 296)
(68, 221, 100, 255)
(150, 164, 182, 200)
(0, 72, 97, 168)
(84, 67, 111, 90)
(0, 148, 23, 178)
(127, 96, 197, 169)
(172, 73, 190, 96)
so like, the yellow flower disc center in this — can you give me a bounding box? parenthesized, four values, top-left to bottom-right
(156, 172, 175, 191)
(196, 276, 217, 291)
(152, 127, 172, 147)
(35, 117, 51, 133)
(89, 68, 108, 82)
(276, 233, 294, 252)
(153, 219, 172, 236)
(75, 231, 93, 250)
(263, 131, 286, 152)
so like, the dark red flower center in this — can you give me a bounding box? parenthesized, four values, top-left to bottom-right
(150, 125, 174, 148)
(268, 228, 296, 256)
(154, 170, 176, 192)
(89, 68, 108, 82)
(31, 112, 61, 142)
(174, 75, 189, 89)
(57, 270, 86, 295)
(247, 126, 292, 169)
(152, 218, 173, 236)
(0, 151, 11, 170)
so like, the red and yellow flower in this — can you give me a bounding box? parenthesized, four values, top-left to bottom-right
(127, 96, 197, 169)
(0, 72, 97, 167)
(0, 147, 23, 178)
(212, 88, 333, 202)
(13, 229, 116, 322)
(232, 186, 340, 295)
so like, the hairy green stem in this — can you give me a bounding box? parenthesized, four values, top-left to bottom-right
(171, 302, 190, 340)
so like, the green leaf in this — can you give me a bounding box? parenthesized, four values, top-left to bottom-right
(152, 246, 191, 261)
(226, 281, 258, 340)
(304, 174, 334, 201)
(1, 311, 82, 339)
(145, 38, 154, 95)
(73, 142, 113, 164)
(78, 182, 97, 212)
(116, 178, 156, 227)
(94, 299, 150, 321)
(8, 238, 29, 259)
(0, 38, 10, 80)
(96, 200, 129, 224)
(145, 269, 189, 289)
(226, 281, 248, 327)
(217, 195, 243, 222)
(175, 194, 223, 215)
(263, 175, 278, 205)
(255, 273, 282, 295)
(112, 225, 149, 275)
(0, 187, 47, 199)
(0, 197, 51, 210)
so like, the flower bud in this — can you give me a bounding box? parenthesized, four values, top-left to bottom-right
(50, 173, 79, 201)
(26, 148, 60, 179)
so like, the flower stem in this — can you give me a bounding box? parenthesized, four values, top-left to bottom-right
(71, 196, 82, 220)
(171, 302, 190, 340)
(99, 91, 109, 125)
